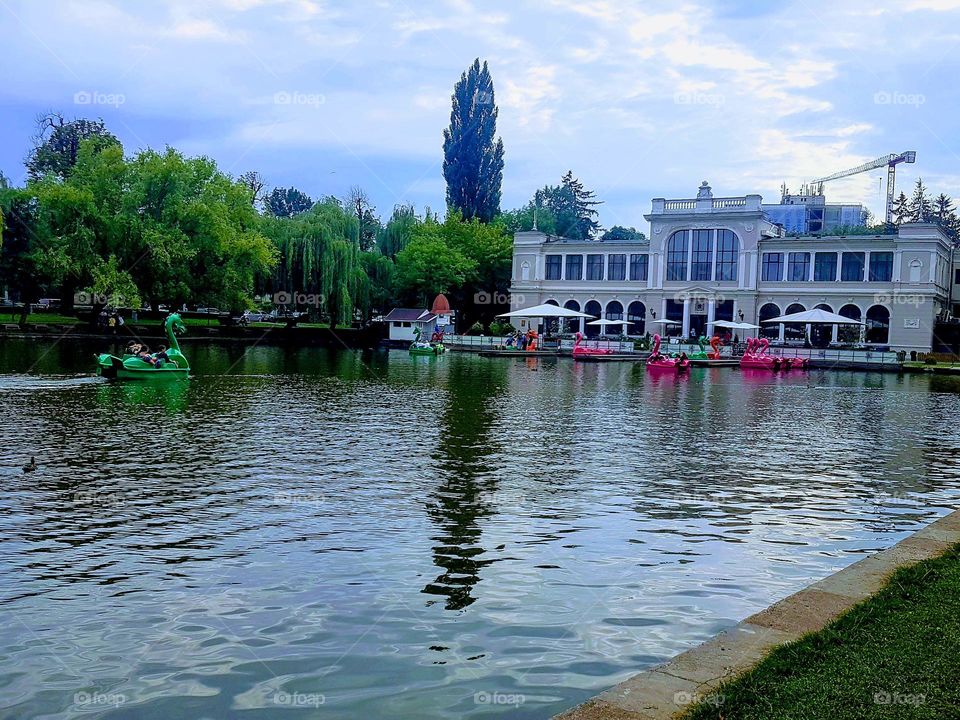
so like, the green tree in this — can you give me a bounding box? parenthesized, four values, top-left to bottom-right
(395, 221, 476, 305)
(0, 186, 50, 323)
(932, 193, 959, 241)
(498, 200, 557, 235)
(265, 186, 314, 217)
(892, 191, 911, 226)
(359, 250, 395, 316)
(263, 198, 362, 327)
(601, 225, 645, 242)
(377, 204, 418, 258)
(26, 112, 119, 181)
(118, 147, 275, 312)
(909, 178, 932, 222)
(561, 170, 602, 238)
(442, 59, 504, 223)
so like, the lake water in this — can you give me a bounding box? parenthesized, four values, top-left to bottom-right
(2, 340, 960, 719)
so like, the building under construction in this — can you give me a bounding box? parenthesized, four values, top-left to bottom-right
(763, 151, 917, 234)
(762, 192, 867, 235)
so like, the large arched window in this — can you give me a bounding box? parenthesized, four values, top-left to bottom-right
(866, 305, 890, 344)
(584, 300, 602, 337)
(543, 299, 560, 335)
(839, 304, 862, 344)
(811, 304, 834, 348)
(605, 300, 624, 336)
(784, 303, 806, 342)
(759, 302, 781, 339)
(715, 230, 739, 281)
(628, 301, 646, 336)
(563, 300, 581, 334)
(666, 231, 688, 281)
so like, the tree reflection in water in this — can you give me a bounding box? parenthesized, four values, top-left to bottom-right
(422, 359, 506, 610)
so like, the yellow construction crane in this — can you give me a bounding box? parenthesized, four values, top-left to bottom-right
(809, 151, 916, 223)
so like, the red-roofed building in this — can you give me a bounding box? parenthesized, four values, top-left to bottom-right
(380, 295, 455, 343)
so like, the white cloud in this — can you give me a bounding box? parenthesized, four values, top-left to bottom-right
(501, 65, 560, 129)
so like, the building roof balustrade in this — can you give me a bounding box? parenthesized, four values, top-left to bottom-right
(649, 193, 763, 215)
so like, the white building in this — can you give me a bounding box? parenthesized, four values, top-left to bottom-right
(381, 294, 455, 343)
(509, 182, 953, 352)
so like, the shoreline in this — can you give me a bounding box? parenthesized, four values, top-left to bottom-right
(553, 508, 960, 720)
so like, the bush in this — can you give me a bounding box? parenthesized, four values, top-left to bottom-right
(467, 321, 484, 335)
(489, 321, 515, 336)
(925, 357, 938, 365)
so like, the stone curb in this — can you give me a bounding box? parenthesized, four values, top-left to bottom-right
(553, 508, 960, 720)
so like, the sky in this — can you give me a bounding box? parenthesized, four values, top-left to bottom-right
(1, 0, 959, 230)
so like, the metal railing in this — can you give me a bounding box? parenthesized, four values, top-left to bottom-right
(764, 347, 903, 366)
(558, 338, 637, 352)
(443, 335, 905, 365)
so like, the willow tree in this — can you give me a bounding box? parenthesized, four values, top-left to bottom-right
(377, 204, 418, 258)
(264, 198, 363, 327)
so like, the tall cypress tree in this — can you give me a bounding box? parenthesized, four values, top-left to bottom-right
(442, 59, 504, 223)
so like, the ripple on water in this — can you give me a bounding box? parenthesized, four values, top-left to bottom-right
(0, 346, 959, 718)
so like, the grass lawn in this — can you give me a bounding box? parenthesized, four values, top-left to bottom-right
(683, 544, 960, 720)
(0, 314, 227, 327)
(0, 313, 79, 324)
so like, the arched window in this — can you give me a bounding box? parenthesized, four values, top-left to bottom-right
(866, 305, 890, 344)
(543, 299, 560, 335)
(628, 301, 646, 336)
(759, 302, 780, 339)
(520, 262, 530, 281)
(563, 300, 581, 334)
(715, 230, 739, 281)
(666, 231, 688, 281)
(605, 300, 624, 320)
(584, 300, 602, 337)
(605, 301, 624, 335)
(839, 304, 862, 344)
(784, 303, 806, 341)
(908, 258, 923, 283)
(811, 304, 834, 348)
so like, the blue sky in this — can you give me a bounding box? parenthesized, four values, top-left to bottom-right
(1, 0, 958, 229)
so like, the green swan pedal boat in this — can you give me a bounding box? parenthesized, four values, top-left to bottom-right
(409, 327, 445, 356)
(96, 313, 190, 380)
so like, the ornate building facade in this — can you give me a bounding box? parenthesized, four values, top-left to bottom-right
(509, 182, 953, 351)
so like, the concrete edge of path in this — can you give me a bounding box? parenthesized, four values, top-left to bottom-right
(552, 508, 960, 720)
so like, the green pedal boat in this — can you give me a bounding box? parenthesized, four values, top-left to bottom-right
(409, 326, 445, 356)
(97, 313, 190, 380)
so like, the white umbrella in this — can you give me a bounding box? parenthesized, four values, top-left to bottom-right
(708, 320, 739, 329)
(762, 308, 864, 325)
(648, 319, 680, 325)
(497, 303, 594, 319)
(586, 318, 630, 326)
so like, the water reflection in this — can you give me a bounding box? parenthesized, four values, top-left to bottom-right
(1, 341, 960, 719)
(423, 359, 506, 610)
